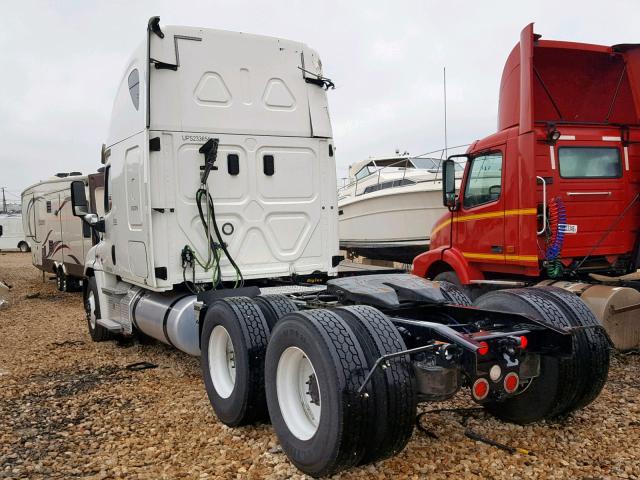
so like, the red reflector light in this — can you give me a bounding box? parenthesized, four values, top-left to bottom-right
(504, 372, 519, 393)
(477, 341, 489, 356)
(519, 336, 528, 350)
(472, 378, 490, 400)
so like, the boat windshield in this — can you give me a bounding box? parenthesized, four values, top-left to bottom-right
(410, 158, 465, 171)
(410, 158, 440, 170)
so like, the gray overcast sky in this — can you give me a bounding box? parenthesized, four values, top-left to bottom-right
(1, 0, 639, 199)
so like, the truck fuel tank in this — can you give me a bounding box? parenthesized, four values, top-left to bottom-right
(133, 292, 200, 356)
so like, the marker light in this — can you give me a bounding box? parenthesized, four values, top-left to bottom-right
(477, 341, 489, 356)
(489, 365, 502, 382)
(519, 336, 528, 350)
(472, 378, 490, 401)
(504, 372, 520, 393)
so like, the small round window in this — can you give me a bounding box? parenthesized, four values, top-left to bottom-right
(128, 68, 140, 110)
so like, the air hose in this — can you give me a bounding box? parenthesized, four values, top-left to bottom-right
(182, 138, 244, 291)
(545, 197, 566, 278)
(196, 186, 244, 288)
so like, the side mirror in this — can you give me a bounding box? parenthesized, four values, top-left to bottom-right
(70, 180, 89, 217)
(442, 159, 458, 208)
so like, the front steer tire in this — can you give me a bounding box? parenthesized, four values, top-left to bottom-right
(85, 277, 113, 342)
(265, 309, 374, 477)
(333, 305, 417, 465)
(200, 297, 270, 427)
(473, 288, 604, 424)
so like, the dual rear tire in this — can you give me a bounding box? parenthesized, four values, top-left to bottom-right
(473, 287, 610, 424)
(200, 297, 416, 478)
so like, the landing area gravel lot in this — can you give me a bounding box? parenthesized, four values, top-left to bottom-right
(1, 252, 639, 479)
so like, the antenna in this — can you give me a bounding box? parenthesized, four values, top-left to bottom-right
(443, 67, 448, 160)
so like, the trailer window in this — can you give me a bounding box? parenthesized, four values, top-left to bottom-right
(463, 152, 503, 208)
(128, 69, 140, 110)
(558, 147, 621, 178)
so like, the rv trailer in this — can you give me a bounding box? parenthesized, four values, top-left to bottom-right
(0, 214, 29, 252)
(70, 18, 611, 477)
(22, 172, 104, 291)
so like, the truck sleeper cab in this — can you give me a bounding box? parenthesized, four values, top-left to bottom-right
(72, 19, 611, 478)
(414, 24, 640, 350)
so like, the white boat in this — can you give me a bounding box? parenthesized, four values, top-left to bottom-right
(338, 153, 464, 263)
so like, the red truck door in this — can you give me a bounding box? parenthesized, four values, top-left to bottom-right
(454, 148, 506, 266)
(553, 142, 631, 260)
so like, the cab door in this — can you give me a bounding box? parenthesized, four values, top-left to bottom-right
(553, 143, 629, 259)
(454, 149, 506, 266)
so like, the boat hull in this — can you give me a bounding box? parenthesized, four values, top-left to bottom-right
(338, 183, 446, 263)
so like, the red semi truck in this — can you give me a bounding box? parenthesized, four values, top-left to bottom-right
(414, 24, 640, 350)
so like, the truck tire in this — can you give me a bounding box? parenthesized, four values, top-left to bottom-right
(473, 289, 585, 424)
(200, 297, 270, 427)
(333, 305, 416, 465)
(265, 309, 373, 477)
(531, 286, 610, 413)
(438, 280, 472, 306)
(254, 294, 298, 329)
(85, 277, 113, 342)
(66, 277, 82, 292)
(55, 267, 64, 292)
(433, 271, 472, 304)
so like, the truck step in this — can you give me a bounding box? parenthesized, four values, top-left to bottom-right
(96, 318, 124, 332)
(101, 285, 130, 295)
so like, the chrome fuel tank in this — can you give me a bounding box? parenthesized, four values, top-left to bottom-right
(133, 292, 200, 356)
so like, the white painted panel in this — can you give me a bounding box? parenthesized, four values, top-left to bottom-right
(125, 146, 143, 228)
(257, 147, 316, 200)
(150, 27, 312, 137)
(128, 241, 148, 278)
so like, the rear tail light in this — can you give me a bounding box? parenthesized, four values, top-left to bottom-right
(519, 336, 528, 350)
(503, 372, 520, 393)
(477, 341, 489, 356)
(472, 378, 490, 401)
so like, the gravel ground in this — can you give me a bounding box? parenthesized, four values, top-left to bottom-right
(1, 252, 639, 480)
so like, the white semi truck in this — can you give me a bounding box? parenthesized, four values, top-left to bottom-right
(69, 18, 611, 477)
(22, 172, 104, 291)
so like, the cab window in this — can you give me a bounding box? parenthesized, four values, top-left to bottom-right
(463, 152, 503, 208)
(128, 69, 140, 110)
(558, 147, 621, 178)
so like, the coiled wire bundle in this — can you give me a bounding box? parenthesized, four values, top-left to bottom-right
(545, 197, 566, 278)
